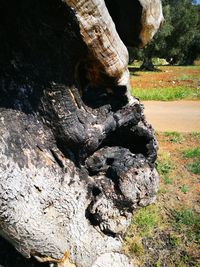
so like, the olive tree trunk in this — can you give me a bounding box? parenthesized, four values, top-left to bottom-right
(0, 1, 163, 267)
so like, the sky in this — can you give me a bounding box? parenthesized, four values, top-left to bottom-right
(196, 0, 200, 3)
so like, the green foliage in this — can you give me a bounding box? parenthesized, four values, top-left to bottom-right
(183, 148, 200, 158)
(163, 132, 184, 143)
(129, 0, 200, 67)
(187, 160, 200, 174)
(165, 0, 199, 64)
(131, 86, 199, 101)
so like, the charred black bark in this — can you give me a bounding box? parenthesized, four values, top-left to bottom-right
(0, 0, 162, 266)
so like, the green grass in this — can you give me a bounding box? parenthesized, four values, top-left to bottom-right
(172, 209, 200, 244)
(178, 73, 200, 81)
(190, 132, 200, 141)
(178, 65, 200, 70)
(124, 204, 160, 257)
(169, 234, 180, 248)
(131, 205, 159, 237)
(163, 176, 172, 185)
(157, 161, 173, 175)
(183, 148, 200, 158)
(131, 86, 200, 101)
(180, 185, 189, 194)
(156, 260, 161, 267)
(124, 237, 144, 256)
(173, 209, 194, 225)
(156, 152, 173, 175)
(164, 132, 184, 143)
(187, 160, 200, 175)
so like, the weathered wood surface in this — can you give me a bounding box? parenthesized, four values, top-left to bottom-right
(0, 0, 163, 266)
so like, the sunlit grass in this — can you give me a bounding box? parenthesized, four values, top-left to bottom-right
(163, 132, 184, 143)
(156, 152, 173, 175)
(172, 208, 200, 244)
(131, 86, 200, 101)
(130, 204, 160, 237)
(190, 132, 200, 140)
(187, 160, 200, 175)
(129, 64, 200, 100)
(183, 148, 200, 158)
(178, 73, 200, 81)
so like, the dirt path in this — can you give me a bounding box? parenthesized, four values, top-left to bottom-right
(143, 100, 200, 132)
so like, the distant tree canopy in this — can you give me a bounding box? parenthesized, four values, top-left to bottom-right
(129, 0, 200, 68)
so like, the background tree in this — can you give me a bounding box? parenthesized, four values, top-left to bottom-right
(182, 3, 200, 64)
(165, 0, 199, 65)
(140, 1, 173, 70)
(129, 0, 200, 69)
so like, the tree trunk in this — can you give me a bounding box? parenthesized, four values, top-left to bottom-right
(140, 56, 156, 71)
(0, 1, 163, 267)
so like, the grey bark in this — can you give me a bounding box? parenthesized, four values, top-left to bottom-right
(0, 0, 163, 266)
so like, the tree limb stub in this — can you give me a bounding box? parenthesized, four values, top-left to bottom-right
(0, 0, 163, 266)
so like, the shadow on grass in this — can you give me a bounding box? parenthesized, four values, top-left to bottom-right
(128, 66, 163, 75)
(128, 67, 140, 76)
(140, 68, 162, 72)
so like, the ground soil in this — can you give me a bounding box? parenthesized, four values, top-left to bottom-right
(130, 66, 200, 90)
(143, 100, 200, 132)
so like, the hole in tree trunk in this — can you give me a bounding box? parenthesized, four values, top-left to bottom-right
(76, 60, 129, 111)
(100, 126, 150, 157)
(104, 0, 143, 47)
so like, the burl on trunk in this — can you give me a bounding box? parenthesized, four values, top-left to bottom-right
(0, 0, 163, 266)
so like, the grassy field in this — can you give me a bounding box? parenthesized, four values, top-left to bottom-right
(130, 66, 200, 101)
(123, 132, 200, 267)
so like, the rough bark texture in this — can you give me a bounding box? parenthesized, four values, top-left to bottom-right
(0, 1, 163, 266)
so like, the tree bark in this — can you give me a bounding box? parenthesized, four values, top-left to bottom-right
(140, 56, 156, 71)
(0, 1, 163, 267)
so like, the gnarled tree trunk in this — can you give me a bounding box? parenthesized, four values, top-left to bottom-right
(0, 1, 163, 267)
